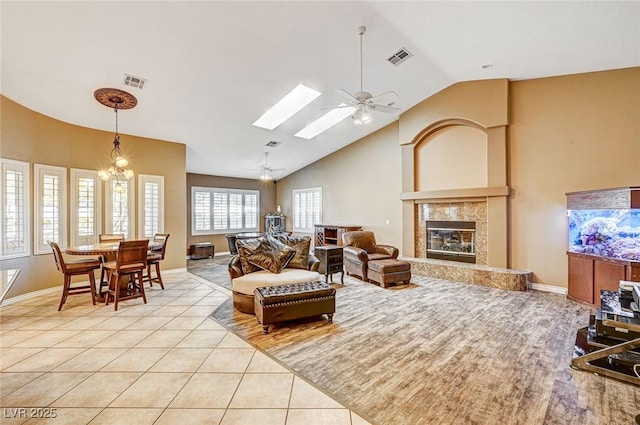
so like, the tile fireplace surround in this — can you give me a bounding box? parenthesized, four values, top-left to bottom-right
(404, 200, 531, 291)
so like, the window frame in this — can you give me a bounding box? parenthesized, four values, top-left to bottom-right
(191, 186, 260, 235)
(70, 168, 102, 246)
(0, 158, 31, 259)
(292, 187, 322, 233)
(138, 174, 164, 239)
(104, 175, 135, 240)
(33, 164, 67, 255)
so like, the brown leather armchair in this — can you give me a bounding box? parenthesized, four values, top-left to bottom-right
(342, 231, 399, 282)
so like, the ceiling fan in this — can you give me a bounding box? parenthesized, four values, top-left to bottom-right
(257, 152, 284, 181)
(336, 26, 402, 125)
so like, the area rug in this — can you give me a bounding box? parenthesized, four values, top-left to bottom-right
(187, 255, 231, 290)
(207, 268, 640, 425)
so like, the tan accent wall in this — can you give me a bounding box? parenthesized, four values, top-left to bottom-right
(0, 96, 187, 298)
(277, 122, 402, 248)
(186, 173, 277, 254)
(509, 67, 640, 286)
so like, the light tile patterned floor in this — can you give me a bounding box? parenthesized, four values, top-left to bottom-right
(0, 272, 371, 425)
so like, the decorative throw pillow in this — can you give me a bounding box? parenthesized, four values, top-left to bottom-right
(277, 235, 311, 270)
(235, 237, 264, 274)
(248, 235, 295, 274)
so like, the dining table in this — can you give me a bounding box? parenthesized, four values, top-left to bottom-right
(65, 241, 162, 259)
(65, 241, 161, 301)
(65, 241, 121, 261)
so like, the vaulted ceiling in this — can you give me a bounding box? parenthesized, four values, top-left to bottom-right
(2, 1, 639, 180)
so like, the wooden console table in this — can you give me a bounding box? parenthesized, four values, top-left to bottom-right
(314, 224, 361, 247)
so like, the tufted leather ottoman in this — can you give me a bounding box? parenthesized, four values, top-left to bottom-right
(367, 259, 411, 288)
(254, 282, 336, 334)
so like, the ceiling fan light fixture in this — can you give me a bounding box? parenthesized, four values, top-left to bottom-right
(352, 108, 370, 125)
(260, 169, 272, 181)
(337, 25, 401, 126)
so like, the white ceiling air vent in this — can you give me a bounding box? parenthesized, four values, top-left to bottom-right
(265, 140, 281, 148)
(123, 74, 147, 90)
(387, 48, 413, 66)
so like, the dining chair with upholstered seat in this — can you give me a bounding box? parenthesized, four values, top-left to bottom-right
(103, 240, 149, 310)
(48, 241, 102, 311)
(144, 233, 170, 290)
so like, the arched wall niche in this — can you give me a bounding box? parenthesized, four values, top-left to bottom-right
(413, 119, 488, 192)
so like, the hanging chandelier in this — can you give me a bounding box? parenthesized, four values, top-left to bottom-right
(94, 88, 137, 192)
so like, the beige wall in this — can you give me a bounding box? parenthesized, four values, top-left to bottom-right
(0, 96, 187, 298)
(277, 122, 402, 248)
(509, 67, 640, 286)
(278, 67, 640, 288)
(186, 173, 277, 253)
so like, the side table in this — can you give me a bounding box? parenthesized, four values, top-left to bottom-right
(314, 245, 344, 283)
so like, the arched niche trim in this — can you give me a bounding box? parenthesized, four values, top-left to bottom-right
(410, 118, 486, 148)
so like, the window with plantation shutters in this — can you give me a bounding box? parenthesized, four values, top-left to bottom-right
(138, 174, 164, 239)
(1, 159, 30, 259)
(194, 191, 211, 232)
(70, 169, 102, 246)
(293, 187, 322, 233)
(191, 187, 259, 235)
(34, 164, 67, 254)
(244, 193, 258, 229)
(105, 177, 134, 239)
(213, 192, 228, 230)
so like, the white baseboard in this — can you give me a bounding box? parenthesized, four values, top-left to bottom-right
(530, 282, 568, 295)
(2, 267, 189, 307)
(1, 285, 62, 306)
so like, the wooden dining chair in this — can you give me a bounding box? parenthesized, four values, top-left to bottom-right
(48, 241, 102, 311)
(97, 234, 124, 296)
(103, 240, 149, 310)
(144, 233, 170, 289)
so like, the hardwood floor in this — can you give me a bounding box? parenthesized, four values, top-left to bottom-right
(203, 259, 640, 425)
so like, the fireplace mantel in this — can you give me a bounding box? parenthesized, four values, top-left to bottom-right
(401, 186, 510, 202)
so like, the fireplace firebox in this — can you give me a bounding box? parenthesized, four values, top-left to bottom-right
(426, 220, 476, 263)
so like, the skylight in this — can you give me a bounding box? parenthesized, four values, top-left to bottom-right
(252, 84, 321, 130)
(294, 104, 356, 140)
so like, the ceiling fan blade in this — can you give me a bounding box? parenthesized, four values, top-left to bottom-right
(368, 103, 402, 113)
(335, 88, 357, 103)
(369, 91, 399, 106)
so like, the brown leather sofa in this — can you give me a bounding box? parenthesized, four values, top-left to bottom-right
(342, 231, 399, 282)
